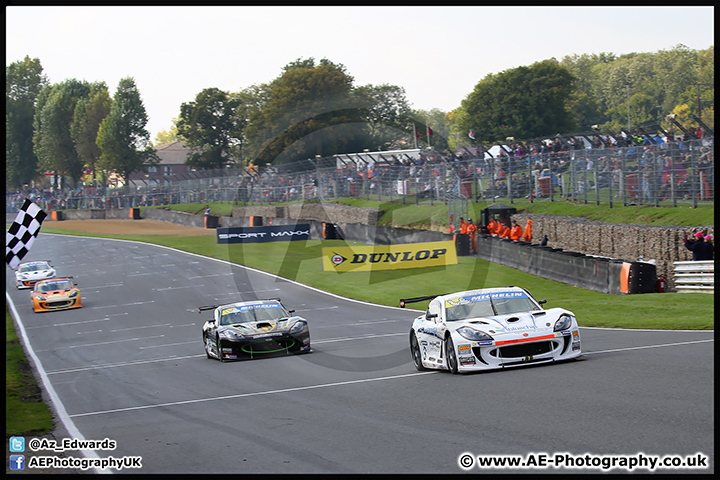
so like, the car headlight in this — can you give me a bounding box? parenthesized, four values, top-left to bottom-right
(219, 330, 245, 340)
(456, 326, 493, 341)
(289, 320, 307, 334)
(46, 270, 56, 277)
(554, 314, 574, 332)
(68, 290, 79, 298)
(35, 295, 46, 301)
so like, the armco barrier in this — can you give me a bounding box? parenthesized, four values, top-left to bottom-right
(673, 261, 714, 293)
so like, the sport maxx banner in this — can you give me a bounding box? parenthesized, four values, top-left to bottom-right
(217, 224, 311, 244)
(322, 241, 457, 272)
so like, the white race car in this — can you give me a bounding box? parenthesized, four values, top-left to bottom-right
(15, 261, 56, 289)
(401, 286, 581, 374)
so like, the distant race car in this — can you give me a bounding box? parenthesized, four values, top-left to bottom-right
(401, 286, 581, 374)
(199, 299, 311, 362)
(15, 260, 56, 289)
(32, 277, 82, 313)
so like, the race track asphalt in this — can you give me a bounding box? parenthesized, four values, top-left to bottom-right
(6, 233, 714, 474)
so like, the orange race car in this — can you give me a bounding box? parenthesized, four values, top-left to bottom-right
(31, 278, 82, 313)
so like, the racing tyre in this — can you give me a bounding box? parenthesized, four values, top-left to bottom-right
(409, 331, 427, 371)
(216, 335, 225, 363)
(204, 335, 213, 359)
(445, 335, 458, 374)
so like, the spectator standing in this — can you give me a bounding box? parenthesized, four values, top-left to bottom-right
(701, 235, 714, 260)
(683, 232, 705, 260)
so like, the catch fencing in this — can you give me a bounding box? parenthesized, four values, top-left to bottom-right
(7, 138, 714, 214)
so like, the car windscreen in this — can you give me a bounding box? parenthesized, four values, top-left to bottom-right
(38, 281, 72, 292)
(445, 291, 540, 321)
(20, 263, 48, 272)
(220, 302, 287, 325)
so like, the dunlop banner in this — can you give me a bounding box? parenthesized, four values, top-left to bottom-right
(322, 241, 457, 272)
(217, 224, 311, 244)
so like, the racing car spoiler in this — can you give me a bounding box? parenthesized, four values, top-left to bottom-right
(197, 305, 218, 313)
(399, 294, 444, 308)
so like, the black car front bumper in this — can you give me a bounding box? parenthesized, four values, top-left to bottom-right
(218, 332, 311, 360)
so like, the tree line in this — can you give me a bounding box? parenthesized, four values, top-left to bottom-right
(6, 45, 713, 191)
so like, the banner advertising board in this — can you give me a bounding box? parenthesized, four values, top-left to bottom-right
(217, 224, 311, 244)
(322, 241, 457, 272)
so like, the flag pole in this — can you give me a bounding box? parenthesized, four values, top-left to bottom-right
(413, 124, 418, 149)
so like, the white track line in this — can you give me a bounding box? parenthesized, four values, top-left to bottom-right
(68, 371, 436, 418)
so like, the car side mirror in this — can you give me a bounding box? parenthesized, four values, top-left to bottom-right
(539, 299, 547, 305)
(426, 312, 438, 320)
(288, 309, 295, 314)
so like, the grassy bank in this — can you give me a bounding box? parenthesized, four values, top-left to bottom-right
(6, 307, 53, 435)
(144, 198, 715, 230)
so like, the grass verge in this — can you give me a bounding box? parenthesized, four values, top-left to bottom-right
(6, 306, 54, 435)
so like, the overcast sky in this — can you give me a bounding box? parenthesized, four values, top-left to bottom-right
(6, 6, 715, 140)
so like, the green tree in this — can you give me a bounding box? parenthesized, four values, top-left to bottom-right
(96, 77, 158, 192)
(71, 82, 111, 188)
(413, 108, 451, 152)
(153, 119, 179, 146)
(354, 83, 413, 150)
(33, 79, 91, 188)
(562, 45, 713, 134)
(177, 88, 245, 169)
(459, 59, 576, 143)
(6, 56, 48, 189)
(244, 57, 365, 166)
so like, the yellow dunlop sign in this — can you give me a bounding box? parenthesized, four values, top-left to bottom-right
(322, 241, 457, 272)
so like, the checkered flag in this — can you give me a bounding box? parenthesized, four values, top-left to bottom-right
(6, 199, 47, 269)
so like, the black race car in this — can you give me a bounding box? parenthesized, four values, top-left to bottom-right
(199, 299, 311, 362)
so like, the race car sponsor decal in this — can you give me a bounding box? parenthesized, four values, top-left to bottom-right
(494, 334, 555, 346)
(458, 344, 471, 352)
(445, 291, 528, 308)
(222, 303, 284, 315)
(322, 241, 457, 272)
(572, 330, 581, 351)
(459, 355, 476, 365)
(216, 224, 311, 244)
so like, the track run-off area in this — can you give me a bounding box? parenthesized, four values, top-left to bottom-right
(6, 233, 714, 474)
